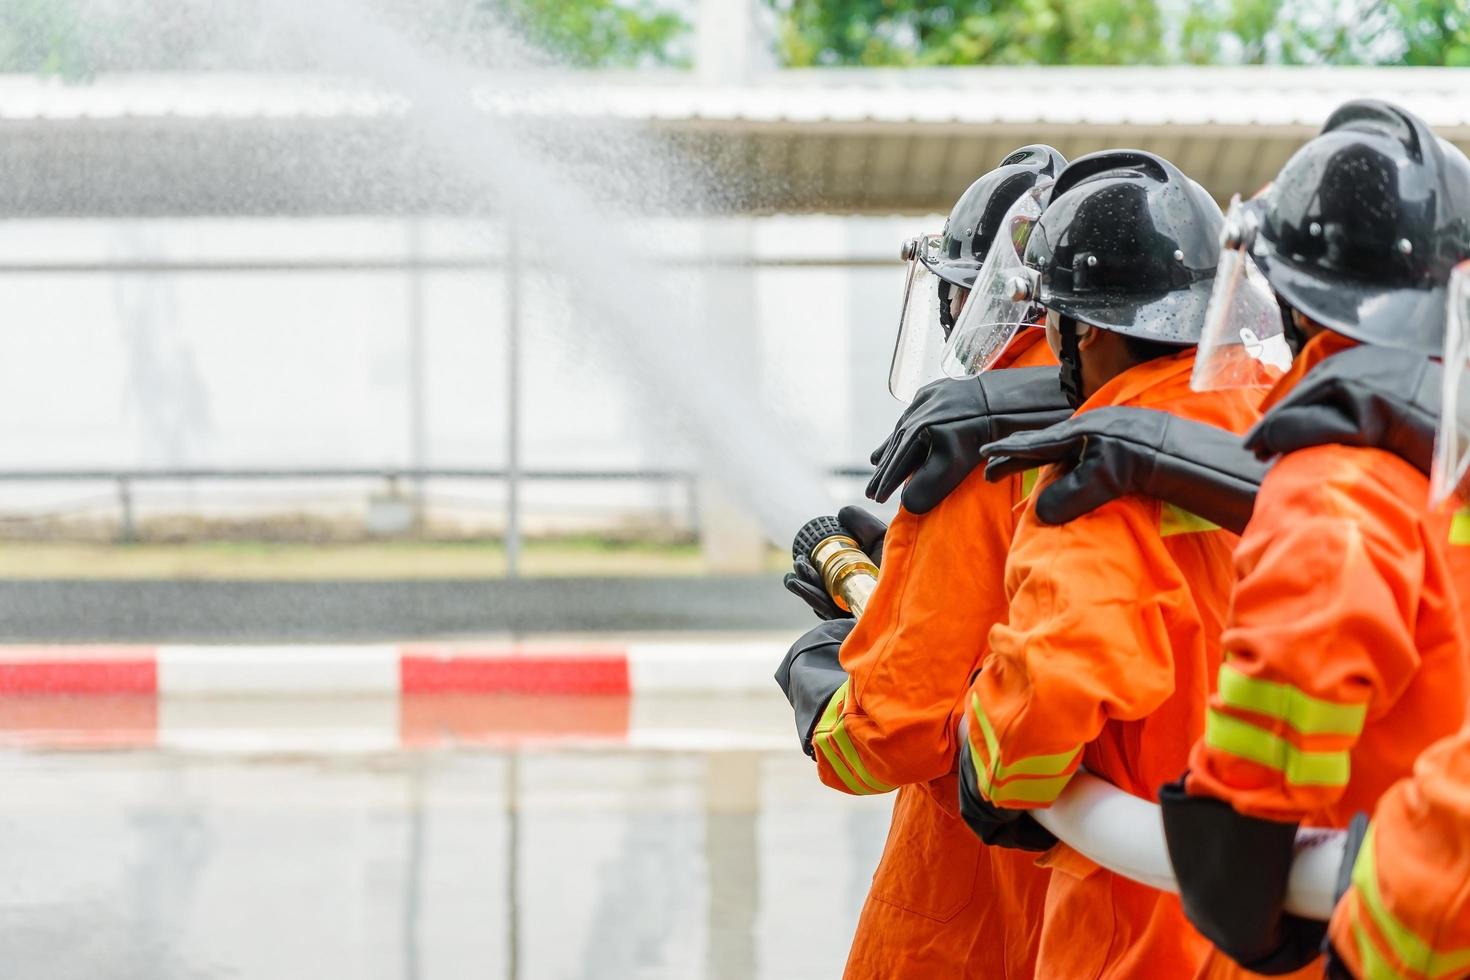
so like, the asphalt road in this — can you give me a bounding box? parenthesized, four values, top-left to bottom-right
(0, 576, 812, 642)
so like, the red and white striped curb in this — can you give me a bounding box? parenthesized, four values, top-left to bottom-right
(0, 640, 795, 753)
(0, 640, 786, 697)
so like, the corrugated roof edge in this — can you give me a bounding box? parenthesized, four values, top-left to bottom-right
(0, 67, 1465, 128)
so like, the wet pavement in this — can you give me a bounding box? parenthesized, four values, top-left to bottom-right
(0, 735, 890, 979)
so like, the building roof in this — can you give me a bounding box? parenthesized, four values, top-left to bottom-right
(4, 67, 1469, 216)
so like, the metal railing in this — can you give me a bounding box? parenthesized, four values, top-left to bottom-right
(0, 239, 894, 574)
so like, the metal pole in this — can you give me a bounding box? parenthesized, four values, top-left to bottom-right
(407, 220, 428, 535)
(505, 752, 521, 980)
(117, 477, 135, 543)
(504, 223, 522, 579)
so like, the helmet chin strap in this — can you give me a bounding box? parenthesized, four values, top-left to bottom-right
(1277, 294, 1309, 356)
(1058, 314, 1085, 408)
(938, 280, 956, 339)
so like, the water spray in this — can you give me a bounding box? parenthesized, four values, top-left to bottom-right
(795, 513, 1347, 920)
(792, 516, 879, 618)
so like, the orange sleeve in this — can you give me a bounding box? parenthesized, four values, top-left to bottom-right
(811, 467, 1022, 796)
(1329, 723, 1470, 979)
(1187, 446, 1427, 822)
(963, 495, 1188, 809)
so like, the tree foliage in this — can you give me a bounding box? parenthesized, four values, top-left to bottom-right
(0, 0, 690, 76)
(488, 0, 688, 68)
(766, 0, 1470, 67)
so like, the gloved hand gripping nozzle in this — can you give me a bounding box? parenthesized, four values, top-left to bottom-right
(792, 516, 881, 619)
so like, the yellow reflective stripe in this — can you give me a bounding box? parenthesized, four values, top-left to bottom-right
(829, 719, 894, 794)
(817, 680, 847, 732)
(1020, 468, 1040, 499)
(967, 693, 1081, 796)
(987, 770, 1075, 806)
(1205, 709, 1351, 786)
(813, 729, 871, 796)
(969, 692, 1002, 780)
(1218, 664, 1368, 737)
(994, 743, 1082, 782)
(1352, 824, 1470, 978)
(1353, 919, 1408, 980)
(812, 682, 867, 795)
(812, 681, 891, 796)
(1451, 508, 1470, 546)
(1160, 503, 1221, 536)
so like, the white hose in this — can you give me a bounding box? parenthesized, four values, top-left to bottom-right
(1030, 772, 1346, 920)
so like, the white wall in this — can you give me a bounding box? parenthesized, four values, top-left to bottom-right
(0, 214, 933, 532)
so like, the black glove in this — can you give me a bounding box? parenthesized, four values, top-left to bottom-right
(982, 407, 1267, 534)
(1160, 780, 1326, 974)
(1247, 345, 1442, 475)
(957, 732, 1058, 852)
(782, 506, 888, 621)
(774, 618, 855, 755)
(866, 367, 1073, 514)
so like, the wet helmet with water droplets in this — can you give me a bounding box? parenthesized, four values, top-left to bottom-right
(1237, 99, 1470, 355)
(927, 144, 1068, 291)
(1024, 148, 1224, 345)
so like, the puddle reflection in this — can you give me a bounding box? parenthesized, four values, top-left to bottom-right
(0, 745, 889, 979)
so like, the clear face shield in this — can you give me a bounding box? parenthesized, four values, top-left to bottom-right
(939, 182, 1050, 379)
(1431, 261, 1470, 506)
(1191, 194, 1295, 392)
(887, 233, 951, 402)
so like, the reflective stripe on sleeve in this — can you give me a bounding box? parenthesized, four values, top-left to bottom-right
(1349, 824, 1470, 979)
(968, 693, 1082, 806)
(811, 680, 894, 796)
(1020, 468, 1041, 500)
(1218, 663, 1368, 737)
(1160, 503, 1221, 537)
(1204, 709, 1350, 787)
(1450, 508, 1470, 546)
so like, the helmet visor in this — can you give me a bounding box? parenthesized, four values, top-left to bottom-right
(888, 233, 949, 402)
(940, 182, 1049, 378)
(1192, 196, 1293, 392)
(1431, 261, 1470, 506)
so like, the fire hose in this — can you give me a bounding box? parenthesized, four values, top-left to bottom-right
(794, 516, 1346, 920)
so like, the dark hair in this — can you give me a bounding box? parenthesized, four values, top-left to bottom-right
(1122, 333, 1187, 364)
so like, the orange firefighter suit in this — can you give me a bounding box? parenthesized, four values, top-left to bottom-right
(960, 348, 1260, 978)
(1327, 718, 1470, 980)
(811, 329, 1054, 979)
(1183, 332, 1470, 979)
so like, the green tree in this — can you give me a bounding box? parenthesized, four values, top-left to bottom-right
(1390, 0, 1470, 65)
(770, 0, 1168, 67)
(0, 0, 93, 76)
(0, 0, 691, 76)
(768, 0, 1470, 67)
(488, 0, 689, 67)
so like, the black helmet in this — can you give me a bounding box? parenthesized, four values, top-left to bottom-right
(924, 144, 1067, 289)
(889, 145, 1066, 400)
(1025, 148, 1224, 345)
(1244, 99, 1470, 355)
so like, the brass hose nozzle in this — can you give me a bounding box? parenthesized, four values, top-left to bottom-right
(793, 516, 880, 619)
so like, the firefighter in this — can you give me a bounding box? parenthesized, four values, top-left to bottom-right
(981, 100, 1470, 977)
(1160, 101, 1470, 979)
(775, 145, 1074, 979)
(1324, 262, 1470, 980)
(951, 147, 1260, 978)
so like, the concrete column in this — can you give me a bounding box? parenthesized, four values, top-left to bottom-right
(696, 0, 757, 84)
(697, 219, 768, 573)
